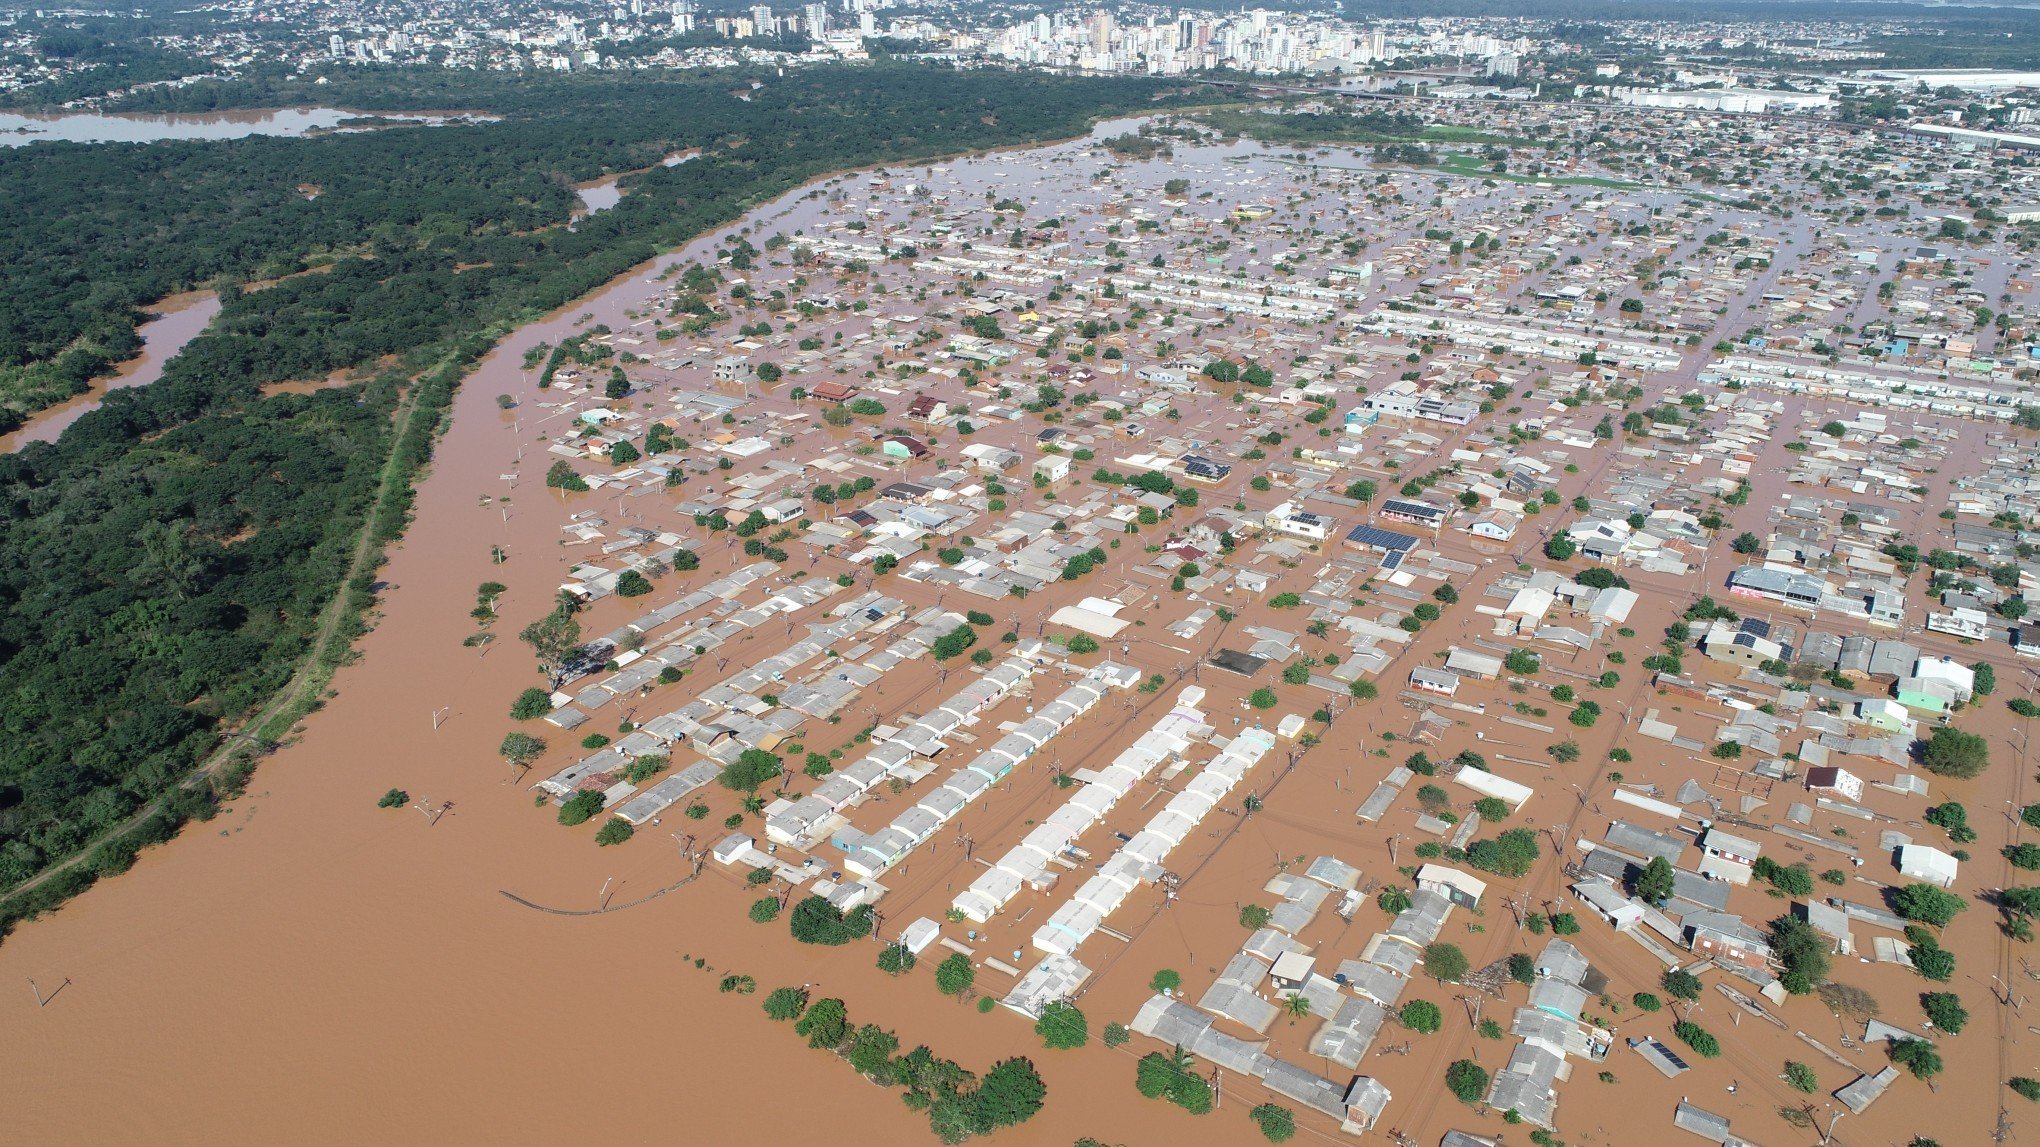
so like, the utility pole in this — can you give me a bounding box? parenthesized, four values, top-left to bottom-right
(431, 706, 450, 731)
(27, 977, 68, 1008)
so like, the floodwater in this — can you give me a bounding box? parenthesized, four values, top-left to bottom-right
(0, 108, 487, 147)
(0, 290, 222, 452)
(0, 111, 2025, 1147)
(574, 151, 697, 216)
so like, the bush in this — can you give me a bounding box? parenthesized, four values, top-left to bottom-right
(1036, 1001, 1088, 1049)
(935, 953, 976, 996)
(1249, 1103, 1296, 1143)
(1423, 942, 1469, 982)
(762, 986, 809, 1021)
(557, 790, 605, 826)
(1240, 904, 1273, 929)
(510, 687, 554, 720)
(1632, 992, 1661, 1012)
(1103, 1022, 1130, 1047)
(1401, 1000, 1443, 1033)
(1674, 1020, 1721, 1058)
(1445, 1059, 1489, 1103)
(594, 817, 634, 846)
(748, 896, 781, 923)
(1248, 688, 1279, 710)
(1784, 1061, 1818, 1093)
(377, 788, 409, 809)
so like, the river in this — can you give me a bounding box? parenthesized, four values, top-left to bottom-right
(0, 108, 490, 147)
(0, 291, 222, 452)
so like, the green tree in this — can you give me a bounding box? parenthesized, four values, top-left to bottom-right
(1888, 1037, 1942, 1081)
(1445, 1059, 1489, 1103)
(878, 943, 917, 975)
(1892, 884, 1968, 927)
(1674, 1020, 1721, 1058)
(1150, 969, 1182, 994)
(935, 953, 976, 996)
(1250, 1103, 1296, 1143)
(793, 996, 850, 1049)
(763, 986, 809, 1021)
(1662, 969, 1703, 1001)
(1423, 942, 1469, 982)
(1036, 1001, 1088, 1049)
(748, 896, 780, 923)
(1635, 856, 1676, 904)
(594, 817, 634, 846)
(510, 687, 554, 720)
(719, 748, 783, 791)
(1248, 688, 1279, 709)
(1920, 991, 1967, 1034)
(787, 895, 872, 945)
(519, 607, 583, 688)
(557, 790, 605, 826)
(1783, 1061, 1819, 1093)
(1401, 999, 1443, 1033)
(1920, 726, 1990, 779)
(1466, 828, 1540, 877)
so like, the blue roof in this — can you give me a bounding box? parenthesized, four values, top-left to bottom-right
(1345, 524, 1419, 552)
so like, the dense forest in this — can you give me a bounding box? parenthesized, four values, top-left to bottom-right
(0, 64, 1184, 931)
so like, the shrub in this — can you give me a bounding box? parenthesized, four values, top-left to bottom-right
(1508, 953, 1536, 984)
(1248, 688, 1279, 709)
(1783, 1061, 1818, 1093)
(1150, 969, 1183, 993)
(1444, 1059, 1489, 1103)
(1102, 1022, 1130, 1047)
(1240, 904, 1273, 929)
(510, 687, 554, 720)
(377, 788, 409, 809)
(594, 817, 634, 846)
(1632, 992, 1661, 1012)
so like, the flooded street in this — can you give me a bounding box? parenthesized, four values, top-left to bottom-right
(0, 290, 222, 451)
(0, 100, 2031, 1147)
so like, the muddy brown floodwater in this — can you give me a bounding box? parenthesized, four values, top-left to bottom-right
(1, 290, 223, 452)
(1, 118, 2031, 1147)
(0, 154, 1187, 1147)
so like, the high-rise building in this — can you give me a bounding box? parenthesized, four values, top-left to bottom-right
(329, 33, 345, 58)
(751, 5, 774, 35)
(803, 1, 827, 35)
